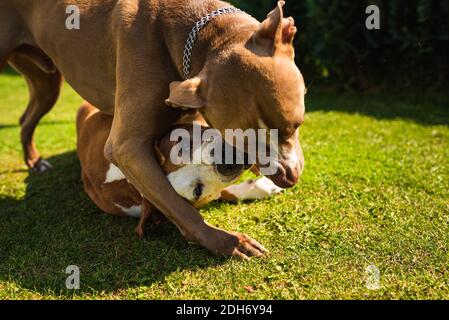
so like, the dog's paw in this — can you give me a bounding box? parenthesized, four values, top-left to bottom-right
(31, 159, 53, 173)
(261, 178, 284, 195)
(222, 177, 284, 201)
(250, 177, 284, 198)
(230, 232, 269, 260)
(201, 227, 268, 260)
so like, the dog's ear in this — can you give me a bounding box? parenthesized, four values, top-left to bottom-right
(253, 1, 297, 56)
(165, 77, 204, 109)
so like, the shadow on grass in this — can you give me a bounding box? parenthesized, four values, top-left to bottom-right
(307, 88, 449, 126)
(0, 151, 225, 296)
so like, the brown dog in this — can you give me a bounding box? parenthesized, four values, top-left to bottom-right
(76, 102, 283, 242)
(1, 0, 306, 258)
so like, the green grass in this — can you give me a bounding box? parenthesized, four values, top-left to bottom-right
(0, 71, 448, 300)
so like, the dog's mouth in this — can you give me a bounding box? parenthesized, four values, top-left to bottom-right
(267, 167, 298, 188)
(259, 158, 303, 189)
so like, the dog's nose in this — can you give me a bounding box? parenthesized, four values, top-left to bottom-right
(285, 165, 299, 185)
(268, 164, 300, 188)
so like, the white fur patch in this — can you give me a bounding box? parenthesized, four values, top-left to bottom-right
(115, 203, 142, 218)
(223, 177, 283, 200)
(167, 164, 235, 206)
(104, 163, 126, 184)
(285, 150, 300, 169)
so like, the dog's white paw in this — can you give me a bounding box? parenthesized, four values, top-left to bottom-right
(223, 177, 284, 201)
(32, 159, 54, 173)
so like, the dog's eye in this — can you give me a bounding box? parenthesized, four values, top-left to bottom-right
(193, 183, 204, 199)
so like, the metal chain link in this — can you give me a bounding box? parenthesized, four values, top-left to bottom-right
(182, 7, 248, 80)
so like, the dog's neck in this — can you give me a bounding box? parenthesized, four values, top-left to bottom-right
(159, 0, 259, 79)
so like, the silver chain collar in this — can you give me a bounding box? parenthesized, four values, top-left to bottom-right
(182, 7, 248, 80)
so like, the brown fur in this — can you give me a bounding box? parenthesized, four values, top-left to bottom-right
(1, 0, 305, 259)
(77, 102, 166, 236)
(76, 102, 248, 238)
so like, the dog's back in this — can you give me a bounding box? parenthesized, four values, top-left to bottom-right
(76, 102, 142, 217)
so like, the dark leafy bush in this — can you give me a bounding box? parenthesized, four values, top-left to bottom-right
(230, 0, 449, 89)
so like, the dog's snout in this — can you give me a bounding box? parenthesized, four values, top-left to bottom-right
(268, 160, 302, 189)
(285, 165, 299, 185)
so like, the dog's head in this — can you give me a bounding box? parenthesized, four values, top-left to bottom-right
(155, 122, 249, 208)
(166, 1, 305, 188)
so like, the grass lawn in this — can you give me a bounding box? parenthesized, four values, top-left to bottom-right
(0, 71, 448, 300)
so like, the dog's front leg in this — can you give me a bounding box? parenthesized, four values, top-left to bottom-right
(106, 98, 267, 260)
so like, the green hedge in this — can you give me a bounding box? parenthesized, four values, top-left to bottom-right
(230, 0, 449, 89)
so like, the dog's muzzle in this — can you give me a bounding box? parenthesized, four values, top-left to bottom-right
(265, 147, 304, 189)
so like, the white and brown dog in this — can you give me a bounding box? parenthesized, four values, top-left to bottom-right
(76, 102, 283, 238)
